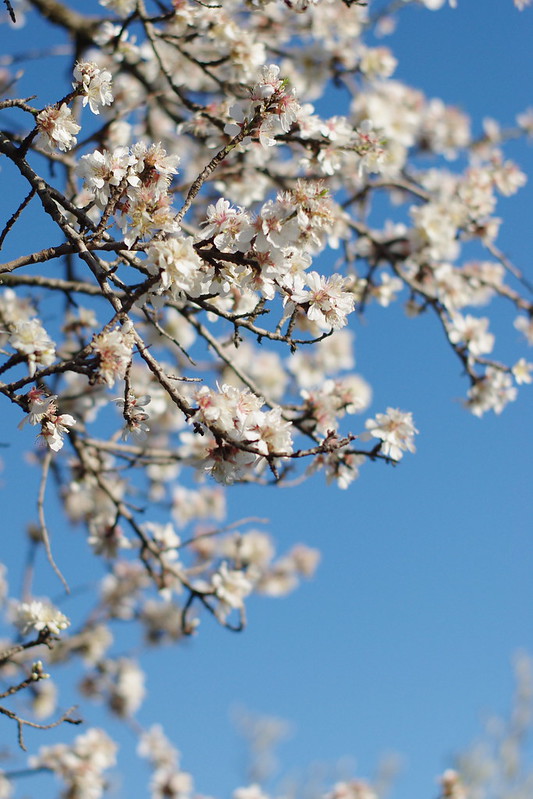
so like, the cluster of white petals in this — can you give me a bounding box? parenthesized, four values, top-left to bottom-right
(0, 1, 531, 796)
(364, 408, 418, 461)
(192, 384, 293, 483)
(91, 325, 134, 387)
(18, 387, 76, 452)
(73, 61, 114, 114)
(13, 599, 70, 637)
(36, 103, 80, 151)
(29, 728, 117, 799)
(8, 318, 55, 376)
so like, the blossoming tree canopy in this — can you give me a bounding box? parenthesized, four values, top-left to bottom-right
(0, 0, 532, 796)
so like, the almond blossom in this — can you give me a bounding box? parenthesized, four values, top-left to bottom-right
(212, 561, 254, 618)
(364, 408, 418, 461)
(29, 728, 117, 799)
(447, 313, 495, 357)
(290, 271, 355, 331)
(0, 0, 531, 794)
(13, 599, 70, 637)
(91, 325, 134, 387)
(73, 61, 114, 114)
(9, 318, 56, 376)
(40, 411, 76, 452)
(36, 103, 80, 152)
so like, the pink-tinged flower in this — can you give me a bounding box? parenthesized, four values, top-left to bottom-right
(238, 407, 294, 457)
(274, 88, 301, 133)
(91, 326, 133, 387)
(18, 388, 58, 429)
(201, 199, 253, 251)
(36, 103, 80, 152)
(365, 407, 418, 460)
(18, 388, 76, 452)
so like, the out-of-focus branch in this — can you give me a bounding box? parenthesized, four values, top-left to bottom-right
(26, 0, 101, 44)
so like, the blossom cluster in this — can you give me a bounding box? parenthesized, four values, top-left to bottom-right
(18, 387, 76, 452)
(0, 0, 531, 796)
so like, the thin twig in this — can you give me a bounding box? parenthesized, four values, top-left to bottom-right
(37, 450, 69, 593)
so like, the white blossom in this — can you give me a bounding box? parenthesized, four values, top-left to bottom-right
(73, 61, 114, 114)
(91, 325, 134, 387)
(290, 271, 355, 331)
(36, 103, 80, 151)
(364, 408, 418, 460)
(13, 599, 70, 636)
(212, 562, 253, 615)
(9, 318, 55, 376)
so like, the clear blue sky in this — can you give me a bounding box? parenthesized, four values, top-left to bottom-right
(0, 2, 532, 798)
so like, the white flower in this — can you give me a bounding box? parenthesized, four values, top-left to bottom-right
(91, 326, 133, 387)
(201, 198, 253, 251)
(0, 771, 12, 799)
(514, 314, 533, 345)
(151, 766, 193, 799)
(448, 314, 494, 357)
(73, 61, 114, 114)
(138, 724, 179, 769)
(99, 0, 138, 17)
(40, 412, 76, 452)
(234, 786, 270, 799)
(369, 273, 403, 307)
(238, 407, 294, 457)
(77, 146, 138, 207)
(326, 780, 378, 799)
(30, 728, 117, 798)
(212, 562, 253, 611)
(36, 103, 80, 152)
(421, 0, 456, 8)
(145, 235, 210, 298)
(290, 271, 355, 330)
(107, 657, 146, 717)
(438, 769, 466, 799)
(115, 393, 151, 440)
(14, 599, 70, 636)
(9, 318, 55, 376)
(466, 368, 517, 416)
(18, 388, 58, 429)
(365, 407, 418, 460)
(512, 358, 533, 385)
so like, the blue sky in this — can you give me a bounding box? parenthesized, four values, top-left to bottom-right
(0, 1, 532, 798)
